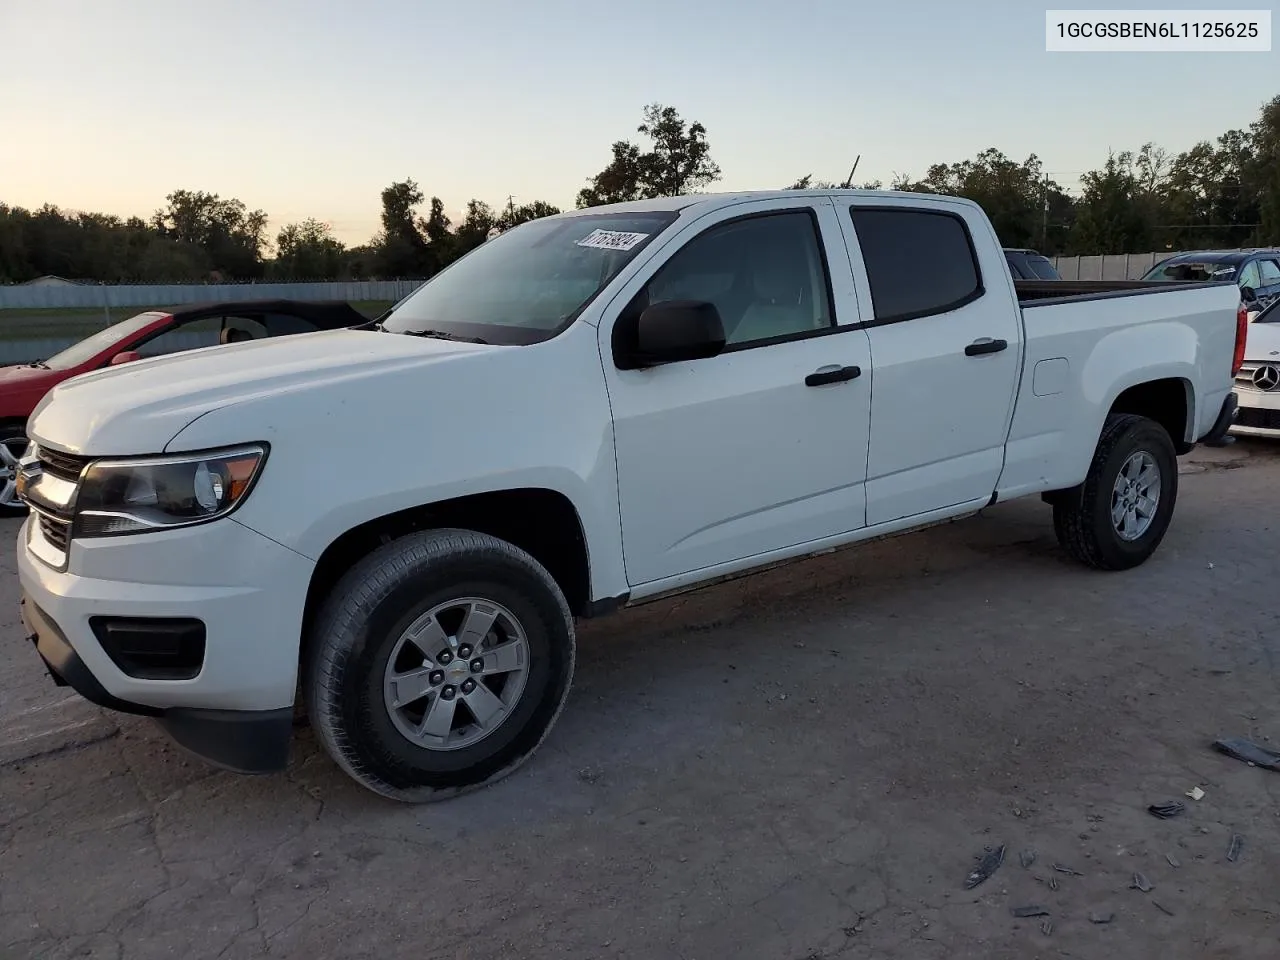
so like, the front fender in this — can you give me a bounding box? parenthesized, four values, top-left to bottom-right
(161, 323, 631, 604)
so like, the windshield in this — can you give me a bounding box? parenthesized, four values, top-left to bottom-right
(381, 211, 680, 345)
(1255, 300, 1280, 323)
(43, 311, 165, 370)
(1142, 261, 1239, 283)
(1025, 256, 1060, 280)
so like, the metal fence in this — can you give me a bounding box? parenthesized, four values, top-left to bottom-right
(0, 279, 425, 310)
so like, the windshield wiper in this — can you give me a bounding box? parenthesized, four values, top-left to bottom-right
(400, 329, 488, 345)
(27, 359, 49, 369)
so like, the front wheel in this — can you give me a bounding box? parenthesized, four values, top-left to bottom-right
(305, 528, 576, 802)
(0, 426, 29, 517)
(1052, 413, 1178, 571)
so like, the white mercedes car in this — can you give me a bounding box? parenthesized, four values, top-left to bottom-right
(1234, 299, 1280, 437)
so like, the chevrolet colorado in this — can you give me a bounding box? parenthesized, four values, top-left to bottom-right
(15, 190, 1246, 801)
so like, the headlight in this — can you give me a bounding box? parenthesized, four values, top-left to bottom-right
(74, 444, 268, 537)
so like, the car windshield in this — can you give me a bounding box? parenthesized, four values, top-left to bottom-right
(1025, 256, 1060, 280)
(380, 211, 679, 345)
(43, 311, 165, 370)
(1255, 300, 1280, 323)
(1142, 261, 1239, 283)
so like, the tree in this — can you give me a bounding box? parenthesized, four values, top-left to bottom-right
(372, 179, 431, 277)
(273, 218, 345, 279)
(577, 104, 721, 207)
(496, 200, 561, 231)
(784, 175, 883, 190)
(1070, 151, 1152, 254)
(453, 200, 498, 257)
(150, 189, 267, 278)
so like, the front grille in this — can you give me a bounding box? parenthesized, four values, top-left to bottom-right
(1236, 407, 1280, 431)
(1237, 363, 1280, 393)
(38, 513, 70, 551)
(38, 447, 92, 483)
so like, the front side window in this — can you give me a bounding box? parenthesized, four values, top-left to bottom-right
(1257, 259, 1280, 285)
(381, 211, 678, 345)
(1238, 260, 1262, 290)
(640, 211, 835, 347)
(135, 315, 223, 358)
(850, 208, 983, 322)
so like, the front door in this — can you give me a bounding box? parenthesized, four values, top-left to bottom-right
(599, 198, 873, 587)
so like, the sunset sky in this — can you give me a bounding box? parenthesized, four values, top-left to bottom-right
(1, 0, 1276, 245)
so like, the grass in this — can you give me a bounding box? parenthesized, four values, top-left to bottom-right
(0, 301, 395, 342)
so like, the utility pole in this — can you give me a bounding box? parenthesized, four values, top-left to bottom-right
(1041, 173, 1049, 250)
(506, 195, 516, 220)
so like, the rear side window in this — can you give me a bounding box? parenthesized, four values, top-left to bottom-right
(850, 208, 983, 322)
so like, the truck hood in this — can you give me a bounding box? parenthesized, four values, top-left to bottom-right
(1244, 321, 1280, 362)
(28, 329, 494, 454)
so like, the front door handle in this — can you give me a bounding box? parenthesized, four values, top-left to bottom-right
(805, 365, 862, 387)
(965, 338, 1008, 357)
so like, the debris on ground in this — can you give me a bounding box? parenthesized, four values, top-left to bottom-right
(1089, 911, 1115, 925)
(1227, 834, 1244, 862)
(1212, 737, 1280, 772)
(1186, 786, 1206, 801)
(1165, 853, 1181, 868)
(1052, 863, 1084, 876)
(1147, 801, 1186, 820)
(1011, 905, 1050, 918)
(1130, 872, 1153, 893)
(1019, 849, 1036, 868)
(964, 844, 1006, 889)
(1041, 918, 1054, 936)
(1048, 875, 1060, 891)
(1153, 901, 1175, 917)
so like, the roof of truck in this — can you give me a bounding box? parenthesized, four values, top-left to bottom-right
(553, 189, 977, 217)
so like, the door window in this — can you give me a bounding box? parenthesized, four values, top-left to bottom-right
(849, 208, 983, 322)
(641, 211, 835, 348)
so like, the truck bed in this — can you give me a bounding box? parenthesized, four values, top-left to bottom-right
(1015, 278, 1233, 306)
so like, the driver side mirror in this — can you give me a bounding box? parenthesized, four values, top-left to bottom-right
(1241, 286, 1257, 303)
(619, 300, 726, 369)
(109, 350, 141, 366)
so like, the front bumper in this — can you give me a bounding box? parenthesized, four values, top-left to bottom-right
(16, 516, 315, 772)
(1233, 386, 1280, 436)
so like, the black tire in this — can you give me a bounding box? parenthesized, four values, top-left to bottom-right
(305, 528, 576, 802)
(1052, 413, 1178, 571)
(0, 424, 29, 517)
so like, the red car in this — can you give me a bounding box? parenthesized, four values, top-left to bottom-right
(0, 299, 367, 515)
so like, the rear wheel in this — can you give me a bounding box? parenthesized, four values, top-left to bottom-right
(0, 425, 29, 516)
(1053, 413, 1178, 570)
(305, 528, 575, 802)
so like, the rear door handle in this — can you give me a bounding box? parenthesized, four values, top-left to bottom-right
(965, 338, 1008, 357)
(805, 365, 862, 387)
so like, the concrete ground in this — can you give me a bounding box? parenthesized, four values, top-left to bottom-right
(2, 440, 1279, 960)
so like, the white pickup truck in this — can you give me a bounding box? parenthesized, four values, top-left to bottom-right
(15, 190, 1246, 801)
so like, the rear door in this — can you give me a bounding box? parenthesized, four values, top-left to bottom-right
(830, 197, 1023, 526)
(598, 197, 874, 586)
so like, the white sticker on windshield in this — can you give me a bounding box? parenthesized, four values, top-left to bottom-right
(576, 229, 649, 251)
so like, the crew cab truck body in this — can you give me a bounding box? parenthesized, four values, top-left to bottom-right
(15, 190, 1245, 801)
